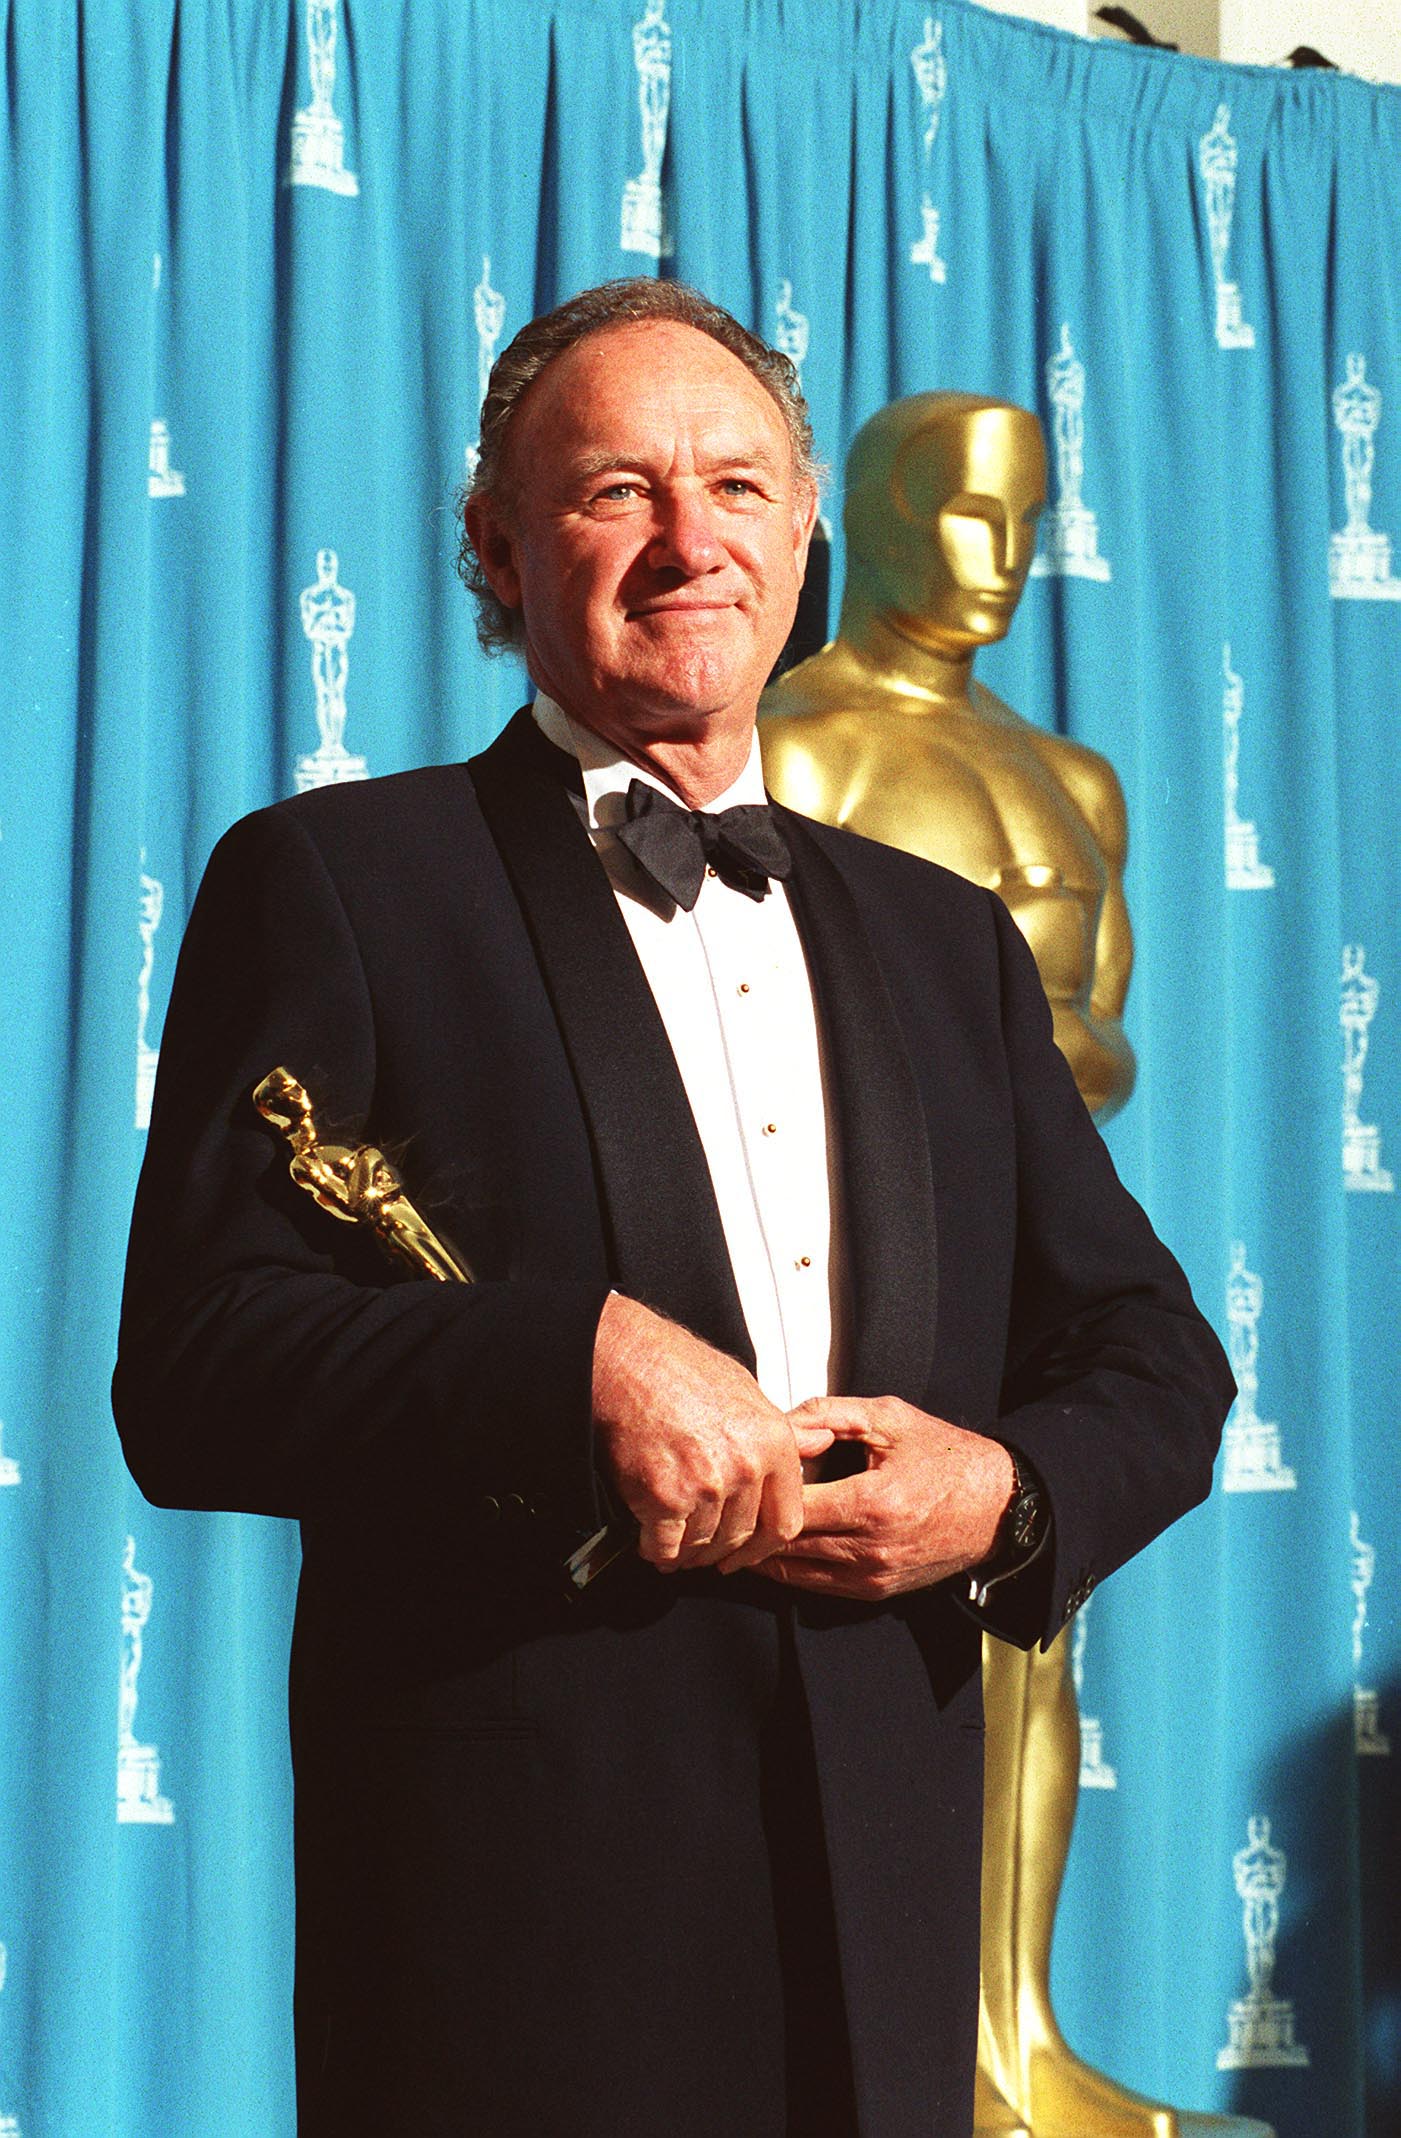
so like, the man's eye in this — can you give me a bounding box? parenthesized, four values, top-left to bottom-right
(597, 482, 640, 503)
(720, 478, 758, 497)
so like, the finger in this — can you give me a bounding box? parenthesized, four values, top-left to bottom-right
(757, 1442, 805, 1558)
(761, 1531, 868, 1568)
(787, 1395, 831, 1419)
(675, 1489, 725, 1553)
(790, 1473, 879, 1537)
(717, 1460, 802, 1575)
(637, 1511, 689, 1568)
(754, 1554, 888, 1601)
(768, 1549, 962, 1594)
(681, 1477, 762, 1568)
(791, 1422, 836, 1458)
(786, 1396, 891, 1444)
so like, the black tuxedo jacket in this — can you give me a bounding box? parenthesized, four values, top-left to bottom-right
(114, 708, 1232, 2138)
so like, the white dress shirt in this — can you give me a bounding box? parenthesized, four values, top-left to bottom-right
(532, 693, 845, 1410)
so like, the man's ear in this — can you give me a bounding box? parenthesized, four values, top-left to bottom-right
(792, 480, 821, 583)
(464, 496, 523, 611)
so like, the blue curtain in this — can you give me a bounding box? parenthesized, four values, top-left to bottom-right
(2, 2, 1397, 2131)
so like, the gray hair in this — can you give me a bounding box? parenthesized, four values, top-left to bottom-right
(455, 278, 820, 655)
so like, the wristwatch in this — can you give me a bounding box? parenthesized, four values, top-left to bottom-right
(967, 1448, 1048, 1610)
(1000, 1452, 1047, 1556)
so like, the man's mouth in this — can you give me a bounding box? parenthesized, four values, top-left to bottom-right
(628, 599, 737, 616)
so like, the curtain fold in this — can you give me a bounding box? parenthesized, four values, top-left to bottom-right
(1, 2, 1396, 2131)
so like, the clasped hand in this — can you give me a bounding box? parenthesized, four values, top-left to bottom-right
(592, 1298, 1013, 1599)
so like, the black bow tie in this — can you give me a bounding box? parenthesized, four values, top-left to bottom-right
(613, 780, 792, 911)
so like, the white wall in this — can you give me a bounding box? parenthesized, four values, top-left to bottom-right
(1217, 0, 1399, 79)
(975, 0, 1089, 33)
(989, 0, 1401, 82)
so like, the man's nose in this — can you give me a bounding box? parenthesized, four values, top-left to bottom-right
(647, 487, 725, 573)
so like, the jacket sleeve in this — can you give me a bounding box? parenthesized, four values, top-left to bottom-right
(964, 892, 1235, 1650)
(112, 803, 613, 1545)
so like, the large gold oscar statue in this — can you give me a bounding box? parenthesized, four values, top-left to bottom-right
(761, 395, 1267, 2138)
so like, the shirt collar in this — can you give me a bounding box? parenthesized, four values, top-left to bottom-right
(531, 691, 767, 832)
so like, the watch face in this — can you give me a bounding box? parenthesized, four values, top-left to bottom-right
(1010, 1489, 1044, 1551)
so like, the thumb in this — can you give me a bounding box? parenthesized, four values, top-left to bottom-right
(791, 1420, 836, 1457)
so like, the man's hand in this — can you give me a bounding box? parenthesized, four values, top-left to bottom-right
(738, 1395, 1015, 1601)
(591, 1295, 835, 1572)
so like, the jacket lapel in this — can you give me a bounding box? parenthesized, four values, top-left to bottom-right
(469, 708, 756, 1371)
(468, 710, 940, 1405)
(777, 808, 941, 1407)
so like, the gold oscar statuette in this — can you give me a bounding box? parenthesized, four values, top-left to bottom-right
(253, 1065, 473, 1282)
(252, 1066, 625, 1591)
(762, 396, 1270, 2138)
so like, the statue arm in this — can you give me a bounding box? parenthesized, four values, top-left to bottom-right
(1089, 873, 1133, 1028)
(1040, 737, 1134, 1025)
(1042, 735, 1127, 871)
(112, 805, 611, 1541)
(1083, 746, 1132, 1030)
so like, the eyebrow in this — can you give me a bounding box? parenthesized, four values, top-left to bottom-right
(563, 444, 788, 485)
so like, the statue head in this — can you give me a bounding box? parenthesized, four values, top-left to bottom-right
(315, 548, 338, 585)
(841, 394, 1045, 654)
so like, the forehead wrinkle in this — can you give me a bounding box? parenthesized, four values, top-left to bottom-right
(507, 322, 803, 508)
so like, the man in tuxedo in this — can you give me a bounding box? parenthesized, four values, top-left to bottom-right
(114, 279, 1233, 2138)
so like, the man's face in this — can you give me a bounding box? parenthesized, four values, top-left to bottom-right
(468, 320, 818, 751)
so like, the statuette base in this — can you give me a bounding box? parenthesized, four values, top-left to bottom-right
(1225, 822, 1274, 891)
(296, 744, 369, 793)
(1220, 1419, 1295, 1492)
(621, 175, 672, 260)
(975, 2071, 1276, 2138)
(1343, 1124, 1394, 1193)
(117, 1743, 174, 1825)
(976, 2115, 1273, 2138)
(1031, 505, 1111, 582)
(288, 110, 359, 197)
(1078, 1713, 1118, 1790)
(1330, 528, 1401, 600)
(1217, 1995, 1309, 2070)
(1215, 282, 1255, 350)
